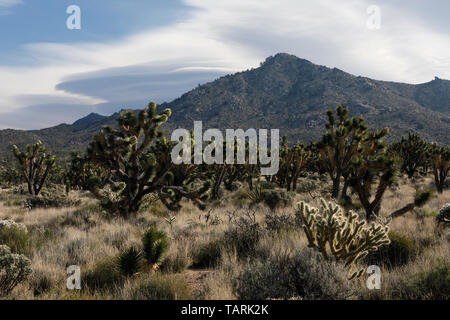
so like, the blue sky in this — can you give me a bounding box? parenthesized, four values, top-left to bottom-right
(1, 0, 450, 129)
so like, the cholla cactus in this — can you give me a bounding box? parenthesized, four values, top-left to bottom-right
(0, 245, 32, 296)
(296, 199, 390, 279)
(436, 203, 450, 225)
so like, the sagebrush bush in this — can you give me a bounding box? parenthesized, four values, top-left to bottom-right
(0, 245, 32, 296)
(261, 189, 294, 210)
(396, 260, 450, 300)
(265, 212, 297, 233)
(235, 249, 353, 300)
(25, 188, 81, 209)
(0, 220, 29, 254)
(192, 239, 224, 269)
(365, 231, 418, 268)
(224, 217, 262, 259)
(122, 274, 191, 300)
(296, 179, 318, 193)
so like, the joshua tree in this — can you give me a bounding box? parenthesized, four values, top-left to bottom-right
(84, 102, 209, 216)
(429, 144, 450, 194)
(12, 141, 56, 196)
(317, 106, 368, 199)
(390, 132, 430, 178)
(277, 136, 313, 191)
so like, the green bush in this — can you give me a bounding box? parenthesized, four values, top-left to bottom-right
(235, 249, 352, 300)
(0, 220, 29, 255)
(82, 257, 124, 292)
(365, 231, 418, 268)
(0, 245, 32, 297)
(265, 212, 297, 233)
(159, 251, 191, 274)
(296, 180, 318, 193)
(123, 274, 192, 300)
(192, 239, 224, 269)
(25, 188, 81, 209)
(261, 189, 294, 210)
(224, 218, 262, 259)
(397, 260, 450, 300)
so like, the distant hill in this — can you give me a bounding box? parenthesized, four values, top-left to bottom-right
(1, 53, 449, 161)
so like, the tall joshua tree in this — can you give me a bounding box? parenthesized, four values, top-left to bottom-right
(277, 136, 313, 191)
(12, 141, 56, 196)
(391, 132, 430, 178)
(430, 144, 450, 194)
(85, 102, 174, 216)
(317, 106, 368, 199)
(85, 102, 209, 217)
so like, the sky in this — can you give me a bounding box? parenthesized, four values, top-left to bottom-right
(0, 0, 450, 129)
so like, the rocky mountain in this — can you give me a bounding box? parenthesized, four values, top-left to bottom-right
(0, 53, 449, 161)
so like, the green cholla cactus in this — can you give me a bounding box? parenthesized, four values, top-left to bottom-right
(296, 199, 390, 279)
(12, 141, 56, 196)
(142, 227, 168, 271)
(436, 203, 450, 226)
(0, 245, 32, 296)
(117, 246, 142, 277)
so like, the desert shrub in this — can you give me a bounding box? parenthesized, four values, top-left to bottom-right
(234, 260, 292, 300)
(397, 260, 450, 300)
(25, 188, 81, 209)
(258, 181, 276, 190)
(296, 179, 318, 193)
(117, 246, 142, 277)
(224, 216, 262, 259)
(142, 227, 169, 270)
(0, 220, 29, 254)
(159, 249, 191, 274)
(287, 249, 353, 300)
(82, 257, 124, 292)
(122, 274, 191, 300)
(261, 189, 294, 210)
(365, 231, 418, 268)
(235, 249, 352, 300)
(265, 212, 297, 233)
(192, 239, 224, 269)
(0, 245, 32, 296)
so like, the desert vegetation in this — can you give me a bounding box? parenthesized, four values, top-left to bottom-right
(0, 104, 448, 300)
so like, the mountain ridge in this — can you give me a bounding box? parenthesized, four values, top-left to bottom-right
(1, 53, 449, 160)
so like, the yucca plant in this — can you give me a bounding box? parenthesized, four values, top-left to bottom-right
(117, 246, 142, 277)
(142, 227, 168, 271)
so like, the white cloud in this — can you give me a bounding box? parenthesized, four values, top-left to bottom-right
(1, 0, 450, 129)
(0, 0, 21, 7)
